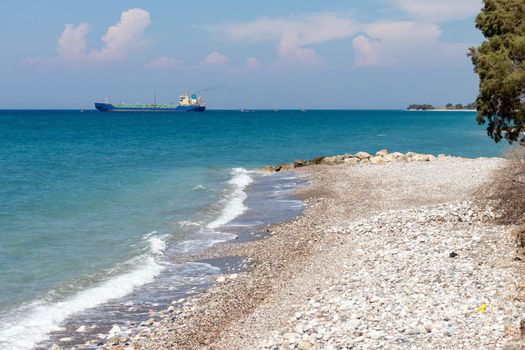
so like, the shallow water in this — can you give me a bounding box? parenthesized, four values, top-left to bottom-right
(0, 109, 507, 349)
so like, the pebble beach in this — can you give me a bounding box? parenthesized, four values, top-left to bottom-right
(93, 152, 524, 350)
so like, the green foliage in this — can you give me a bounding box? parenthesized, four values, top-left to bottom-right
(407, 104, 435, 110)
(465, 102, 477, 109)
(470, 0, 525, 143)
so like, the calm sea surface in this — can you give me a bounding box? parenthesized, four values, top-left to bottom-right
(0, 110, 507, 349)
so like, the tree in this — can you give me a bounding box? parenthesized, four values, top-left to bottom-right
(455, 103, 464, 110)
(446, 103, 454, 109)
(470, 0, 525, 143)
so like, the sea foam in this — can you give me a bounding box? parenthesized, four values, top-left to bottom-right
(0, 235, 167, 350)
(207, 168, 253, 229)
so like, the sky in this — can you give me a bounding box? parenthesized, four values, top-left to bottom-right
(0, 0, 485, 109)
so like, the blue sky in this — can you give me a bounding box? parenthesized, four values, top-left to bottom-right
(0, 0, 484, 109)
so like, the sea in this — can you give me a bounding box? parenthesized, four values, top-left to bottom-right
(0, 110, 508, 349)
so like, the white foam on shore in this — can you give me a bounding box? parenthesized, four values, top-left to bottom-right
(0, 235, 167, 350)
(148, 235, 167, 255)
(207, 168, 253, 229)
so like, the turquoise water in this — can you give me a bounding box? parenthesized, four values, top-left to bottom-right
(0, 110, 507, 349)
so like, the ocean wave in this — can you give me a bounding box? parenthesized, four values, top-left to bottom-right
(177, 220, 201, 227)
(0, 234, 168, 350)
(207, 168, 253, 229)
(171, 232, 236, 254)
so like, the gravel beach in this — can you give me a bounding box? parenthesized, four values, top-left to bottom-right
(101, 156, 524, 350)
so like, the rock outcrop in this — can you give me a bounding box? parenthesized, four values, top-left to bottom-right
(265, 149, 456, 173)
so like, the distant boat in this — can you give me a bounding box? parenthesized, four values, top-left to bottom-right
(95, 91, 206, 112)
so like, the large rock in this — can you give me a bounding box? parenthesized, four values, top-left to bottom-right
(391, 152, 405, 161)
(428, 155, 437, 162)
(307, 156, 325, 165)
(370, 156, 385, 165)
(437, 154, 447, 161)
(275, 163, 293, 172)
(383, 154, 396, 162)
(260, 166, 274, 172)
(344, 158, 360, 165)
(412, 154, 430, 162)
(355, 151, 371, 160)
(293, 160, 307, 168)
(321, 155, 344, 165)
(376, 149, 389, 157)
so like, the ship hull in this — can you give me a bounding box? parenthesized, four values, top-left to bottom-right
(95, 103, 206, 112)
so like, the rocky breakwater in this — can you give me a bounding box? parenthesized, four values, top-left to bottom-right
(262, 150, 459, 172)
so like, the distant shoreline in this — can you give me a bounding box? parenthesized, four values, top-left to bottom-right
(407, 109, 477, 112)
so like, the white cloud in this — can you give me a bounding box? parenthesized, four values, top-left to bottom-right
(203, 51, 229, 65)
(276, 35, 318, 64)
(216, 12, 359, 65)
(145, 56, 181, 70)
(396, 0, 482, 22)
(352, 21, 469, 67)
(23, 8, 150, 66)
(352, 35, 379, 67)
(242, 57, 261, 71)
(57, 23, 91, 61)
(89, 8, 150, 61)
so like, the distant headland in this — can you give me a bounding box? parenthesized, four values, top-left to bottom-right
(407, 102, 476, 111)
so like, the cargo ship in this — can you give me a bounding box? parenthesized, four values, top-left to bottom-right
(95, 91, 206, 112)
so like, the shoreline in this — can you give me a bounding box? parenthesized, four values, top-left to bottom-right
(35, 168, 308, 350)
(95, 151, 524, 350)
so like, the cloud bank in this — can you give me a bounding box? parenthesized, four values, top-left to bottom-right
(218, 13, 359, 65)
(352, 21, 469, 67)
(25, 8, 150, 66)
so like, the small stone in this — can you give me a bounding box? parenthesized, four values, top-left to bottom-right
(109, 324, 121, 336)
(418, 325, 429, 334)
(370, 330, 386, 339)
(354, 336, 364, 343)
(298, 341, 312, 349)
(50, 344, 61, 350)
(229, 273, 238, 280)
(75, 325, 87, 332)
(444, 324, 453, 337)
(449, 252, 459, 258)
(58, 337, 72, 343)
(216, 276, 226, 283)
(406, 327, 419, 335)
